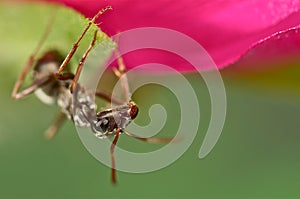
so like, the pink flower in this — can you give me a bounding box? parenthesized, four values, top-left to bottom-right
(43, 0, 300, 71)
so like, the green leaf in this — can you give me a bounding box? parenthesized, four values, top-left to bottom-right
(0, 2, 115, 78)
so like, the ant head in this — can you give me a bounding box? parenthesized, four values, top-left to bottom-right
(128, 101, 138, 119)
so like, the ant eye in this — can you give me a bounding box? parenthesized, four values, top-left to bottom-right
(130, 105, 139, 119)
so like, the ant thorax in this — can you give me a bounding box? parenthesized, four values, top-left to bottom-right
(69, 84, 97, 128)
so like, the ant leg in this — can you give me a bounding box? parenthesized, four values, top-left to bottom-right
(12, 75, 54, 100)
(11, 12, 56, 99)
(110, 128, 121, 184)
(13, 73, 74, 100)
(11, 54, 36, 99)
(70, 30, 98, 93)
(112, 51, 131, 102)
(44, 112, 66, 139)
(56, 6, 112, 77)
(124, 130, 175, 143)
(56, 73, 75, 80)
(95, 90, 125, 105)
(68, 29, 126, 105)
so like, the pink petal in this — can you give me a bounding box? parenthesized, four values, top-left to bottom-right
(231, 25, 300, 71)
(43, 0, 300, 71)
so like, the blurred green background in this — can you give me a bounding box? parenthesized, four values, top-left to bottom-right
(1, 2, 300, 199)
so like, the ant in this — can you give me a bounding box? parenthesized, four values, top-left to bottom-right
(11, 6, 172, 184)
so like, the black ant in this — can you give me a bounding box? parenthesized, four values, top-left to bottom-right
(11, 6, 172, 184)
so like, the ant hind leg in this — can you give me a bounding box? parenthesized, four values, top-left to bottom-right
(11, 12, 56, 99)
(70, 30, 99, 93)
(56, 6, 112, 77)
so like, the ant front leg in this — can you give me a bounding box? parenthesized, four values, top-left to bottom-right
(95, 51, 132, 106)
(95, 53, 132, 106)
(110, 128, 121, 184)
(112, 52, 131, 102)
